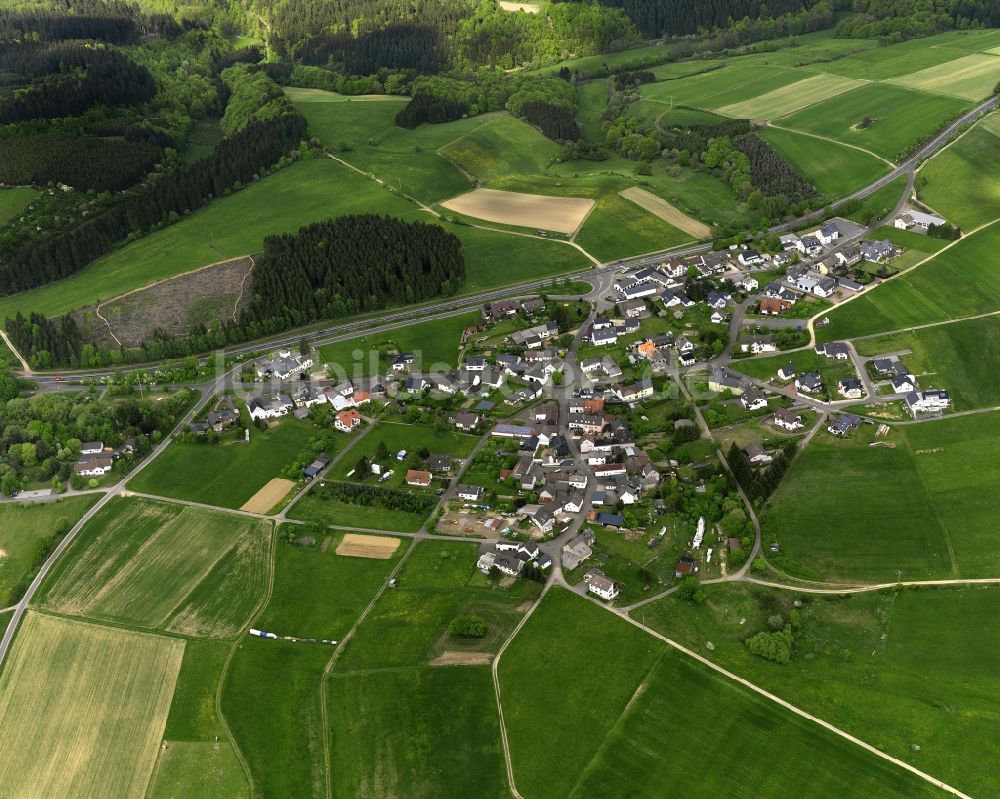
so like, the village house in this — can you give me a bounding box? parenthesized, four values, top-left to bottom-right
(905, 390, 950, 416)
(745, 443, 773, 465)
(80, 441, 104, 455)
(772, 407, 804, 431)
(740, 335, 776, 354)
(334, 409, 362, 432)
(818, 222, 840, 245)
(860, 240, 897, 263)
(795, 372, 823, 394)
(584, 569, 621, 601)
(454, 411, 481, 431)
(827, 413, 862, 436)
(895, 210, 945, 232)
(619, 298, 647, 318)
(738, 275, 759, 292)
(738, 248, 763, 267)
(815, 342, 850, 360)
(74, 457, 113, 477)
(777, 362, 796, 381)
(257, 349, 313, 380)
(562, 530, 596, 570)
(838, 377, 864, 399)
(759, 297, 793, 315)
(740, 386, 768, 411)
(405, 469, 432, 487)
(590, 326, 619, 346)
(247, 393, 293, 420)
(891, 374, 916, 393)
(708, 368, 744, 395)
(456, 484, 485, 502)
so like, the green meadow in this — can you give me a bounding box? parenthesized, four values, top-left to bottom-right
(636, 582, 1000, 799)
(918, 113, 1000, 230)
(500, 588, 950, 799)
(0, 187, 36, 226)
(763, 411, 1000, 582)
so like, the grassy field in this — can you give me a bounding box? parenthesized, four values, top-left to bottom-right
(0, 187, 36, 226)
(0, 612, 183, 799)
(811, 33, 984, 79)
(818, 221, 1000, 341)
(438, 113, 563, 183)
(336, 539, 539, 672)
(918, 113, 1000, 229)
(640, 63, 791, 109)
(840, 175, 908, 224)
(0, 495, 97, 604)
(716, 73, 864, 119)
(40, 497, 269, 633)
(128, 414, 319, 509)
(501, 588, 948, 799)
(317, 311, 481, 376)
(778, 84, 971, 161)
(635, 582, 1000, 799)
(221, 534, 401, 799)
(854, 316, 1000, 410)
(148, 741, 249, 799)
(327, 665, 508, 799)
(734, 347, 858, 395)
(162, 638, 233, 741)
(764, 411, 1000, 581)
(761, 126, 890, 197)
(889, 53, 1000, 101)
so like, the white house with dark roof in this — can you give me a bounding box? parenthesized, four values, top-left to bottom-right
(905, 390, 950, 416)
(584, 568, 620, 601)
(795, 372, 823, 394)
(773, 407, 803, 431)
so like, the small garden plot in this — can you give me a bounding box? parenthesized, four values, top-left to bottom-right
(716, 73, 864, 120)
(0, 612, 183, 799)
(441, 188, 594, 235)
(889, 53, 1000, 101)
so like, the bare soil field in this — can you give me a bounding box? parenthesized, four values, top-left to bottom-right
(336, 533, 402, 559)
(239, 478, 295, 514)
(618, 186, 712, 238)
(73, 256, 253, 349)
(0, 612, 183, 799)
(429, 651, 493, 666)
(441, 188, 594, 234)
(436, 507, 503, 538)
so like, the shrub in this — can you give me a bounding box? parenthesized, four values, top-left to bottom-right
(449, 615, 486, 638)
(746, 626, 793, 664)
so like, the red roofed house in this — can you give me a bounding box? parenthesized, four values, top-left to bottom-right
(335, 409, 362, 433)
(405, 469, 432, 487)
(352, 390, 370, 405)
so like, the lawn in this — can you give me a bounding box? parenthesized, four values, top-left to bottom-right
(853, 315, 1000, 410)
(818, 221, 1000, 341)
(327, 665, 508, 799)
(0, 612, 183, 799)
(778, 83, 971, 161)
(39, 497, 268, 632)
(128, 414, 319, 509)
(335, 539, 539, 672)
(733, 347, 859, 398)
(0, 187, 36, 226)
(634, 582, 1000, 799)
(889, 53, 1000, 101)
(760, 126, 890, 198)
(501, 588, 948, 799)
(918, 113, 1000, 230)
(0, 495, 97, 605)
(317, 311, 481, 377)
(716, 73, 864, 120)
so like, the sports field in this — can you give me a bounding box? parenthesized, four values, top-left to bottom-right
(441, 188, 594, 234)
(0, 612, 183, 799)
(128, 414, 318, 509)
(818, 221, 1000, 341)
(889, 53, 1000, 101)
(764, 411, 1000, 581)
(637, 582, 1000, 798)
(0, 495, 97, 604)
(500, 588, 949, 799)
(760, 126, 891, 197)
(918, 113, 1000, 229)
(716, 73, 864, 120)
(40, 497, 269, 633)
(618, 186, 711, 238)
(777, 84, 971, 161)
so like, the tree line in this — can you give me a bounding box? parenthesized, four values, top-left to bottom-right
(0, 111, 306, 297)
(0, 1, 189, 45)
(727, 440, 798, 502)
(836, 0, 1000, 39)
(311, 479, 438, 515)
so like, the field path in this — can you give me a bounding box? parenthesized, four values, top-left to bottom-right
(614, 606, 974, 798)
(0, 328, 31, 375)
(766, 121, 896, 167)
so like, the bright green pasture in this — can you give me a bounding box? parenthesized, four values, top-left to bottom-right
(0, 159, 419, 321)
(918, 114, 1000, 230)
(640, 63, 790, 109)
(0, 187, 36, 226)
(760, 126, 890, 198)
(0, 495, 97, 605)
(501, 588, 950, 799)
(778, 84, 971, 161)
(438, 113, 562, 183)
(162, 639, 234, 741)
(821, 222, 1000, 340)
(636, 582, 1000, 799)
(716, 73, 864, 119)
(327, 665, 508, 799)
(765, 411, 1000, 581)
(761, 424, 956, 582)
(576, 78, 612, 140)
(291, 491, 429, 533)
(840, 175, 908, 224)
(148, 741, 249, 799)
(128, 414, 321, 509)
(855, 316, 1000, 410)
(317, 311, 481, 377)
(811, 35, 978, 79)
(889, 53, 1000, 101)
(335, 540, 539, 672)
